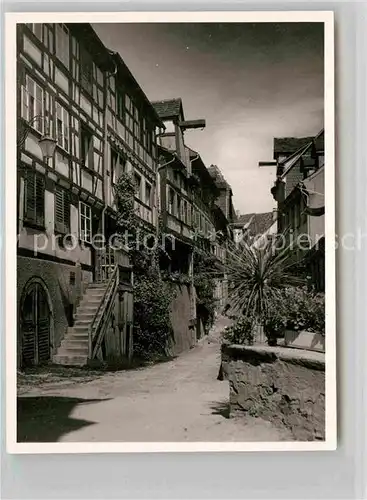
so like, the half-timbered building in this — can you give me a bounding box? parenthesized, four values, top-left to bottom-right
(16, 23, 162, 367)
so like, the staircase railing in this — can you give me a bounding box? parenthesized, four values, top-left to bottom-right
(88, 265, 119, 360)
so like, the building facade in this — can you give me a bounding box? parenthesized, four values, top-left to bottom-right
(152, 98, 232, 324)
(16, 23, 162, 367)
(270, 130, 325, 290)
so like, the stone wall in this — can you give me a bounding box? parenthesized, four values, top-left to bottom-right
(220, 344, 325, 441)
(17, 255, 92, 366)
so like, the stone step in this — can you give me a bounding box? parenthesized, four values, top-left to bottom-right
(79, 297, 104, 305)
(67, 333, 89, 342)
(53, 354, 88, 367)
(76, 311, 99, 320)
(72, 326, 90, 334)
(57, 345, 89, 355)
(60, 338, 89, 349)
(86, 288, 106, 298)
(74, 318, 94, 326)
(53, 280, 110, 367)
(76, 306, 101, 315)
(88, 283, 109, 289)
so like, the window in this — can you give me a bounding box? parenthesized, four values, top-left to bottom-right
(55, 24, 69, 68)
(26, 23, 43, 40)
(79, 202, 92, 243)
(26, 24, 54, 51)
(186, 203, 191, 225)
(125, 95, 133, 114)
(56, 102, 69, 151)
(24, 170, 45, 227)
(168, 187, 175, 214)
(80, 125, 93, 169)
(182, 200, 187, 223)
(145, 182, 152, 207)
(134, 173, 142, 199)
(54, 186, 70, 234)
(125, 95, 141, 142)
(80, 46, 93, 93)
(43, 24, 54, 52)
(116, 91, 124, 121)
(111, 149, 125, 184)
(176, 196, 181, 219)
(22, 75, 44, 133)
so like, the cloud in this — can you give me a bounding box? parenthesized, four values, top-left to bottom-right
(93, 22, 324, 214)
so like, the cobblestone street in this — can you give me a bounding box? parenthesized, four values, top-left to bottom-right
(18, 317, 291, 443)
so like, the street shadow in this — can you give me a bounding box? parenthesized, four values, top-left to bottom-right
(210, 400, 230, 419)
(17, 395, 111, 443)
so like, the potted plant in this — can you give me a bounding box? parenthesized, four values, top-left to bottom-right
(220, 236, 305, 343)
(264, 294, 288, 346)
(283, 289, 325, 352)
(222, 314, 255, 346)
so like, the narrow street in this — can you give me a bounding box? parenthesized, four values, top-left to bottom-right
(18, 317, 291, 443)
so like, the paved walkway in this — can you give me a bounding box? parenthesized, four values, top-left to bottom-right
(18, 317, 291, 443)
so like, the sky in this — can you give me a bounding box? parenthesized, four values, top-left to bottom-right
(93, 22, 324, 215)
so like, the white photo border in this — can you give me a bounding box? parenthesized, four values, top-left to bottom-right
(5, 10, 336, 454)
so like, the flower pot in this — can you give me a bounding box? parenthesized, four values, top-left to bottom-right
(283, 329, 325, 352)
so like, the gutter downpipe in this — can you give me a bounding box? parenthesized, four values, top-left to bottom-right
(101, 53, 118, 278)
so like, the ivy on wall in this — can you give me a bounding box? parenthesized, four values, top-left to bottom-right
(114, 173, 220, 358)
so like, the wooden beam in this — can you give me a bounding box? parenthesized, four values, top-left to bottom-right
(258, 161, 277, 167)
(178, 119, 206, 130)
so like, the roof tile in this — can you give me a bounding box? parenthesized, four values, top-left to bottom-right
(274, 136, 314, 157)
(151, 98, 183, 119)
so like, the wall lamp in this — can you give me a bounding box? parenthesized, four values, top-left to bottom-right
(17, 115, 57, 160)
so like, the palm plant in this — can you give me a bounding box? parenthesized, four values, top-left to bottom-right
(217, 236, 306, 343)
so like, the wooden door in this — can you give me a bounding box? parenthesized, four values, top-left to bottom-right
(21, 283, 50, 367)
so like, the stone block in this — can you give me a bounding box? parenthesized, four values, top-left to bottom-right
(221, 344, 325, 441)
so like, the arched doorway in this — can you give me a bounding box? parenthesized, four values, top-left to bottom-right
(20, 279, 52, 367)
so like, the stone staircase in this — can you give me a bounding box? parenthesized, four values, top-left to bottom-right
(53, 283, 109, 367)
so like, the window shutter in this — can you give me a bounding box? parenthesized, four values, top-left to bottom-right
(24, 171, 45, 226)
(35, 175, 45, 226)
(55, 187, 64, 233)
(24, 171, 36, 222)
(55, 186, 70, 233)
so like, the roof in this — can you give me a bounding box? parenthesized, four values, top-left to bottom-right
(279, 141, 313, 178)
(276, 129, 325, 178)
(273, 136, 314, 158)
(235, 213, 254, 226)
(69, 24, 114, 72)
(151, 98, 184, 120)
(188, 148, 219, 194)
(112, 53, 163, 127)
(70, 24, 163, 127)
(314, 129, 324, 152)
(234, 212, 275, 237)
(208, 164, 232, 191)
